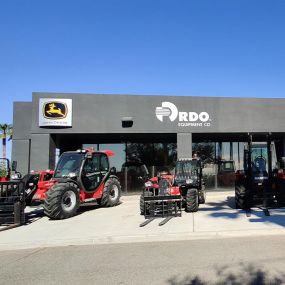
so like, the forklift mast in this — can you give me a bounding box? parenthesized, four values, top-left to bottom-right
(244, 133, 275, 208)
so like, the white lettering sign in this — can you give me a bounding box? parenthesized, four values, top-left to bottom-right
(155, 102, 212, 127)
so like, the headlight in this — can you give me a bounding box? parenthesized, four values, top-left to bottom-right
(144, 181, 153, 188)
(186, 179, 193, 184)
(28, 183, 34, 187)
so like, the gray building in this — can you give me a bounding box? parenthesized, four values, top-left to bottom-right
(12, 92, 285, 191)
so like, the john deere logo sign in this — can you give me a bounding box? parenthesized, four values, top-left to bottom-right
(155, 101, 212, 127)
(39, 98, 72, 127)
(43, 102, 67, 119)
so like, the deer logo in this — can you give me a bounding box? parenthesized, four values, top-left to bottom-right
(43, 102, 67, 119)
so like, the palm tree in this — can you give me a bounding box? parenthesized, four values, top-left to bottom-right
(0, 124, 13, 159)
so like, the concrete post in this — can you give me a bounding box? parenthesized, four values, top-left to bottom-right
(12, 139, 31, 175)
(177, 133, 192, 159)
(30, 134, 56, 171)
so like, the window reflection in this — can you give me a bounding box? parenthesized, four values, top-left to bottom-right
(79, 140, 247, 192)
(194, 141, 246, 189)
(126, 143, 177, 191)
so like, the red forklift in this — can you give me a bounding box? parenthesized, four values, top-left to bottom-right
(140, 157, 205, 226)
(235, 133, 285, 216)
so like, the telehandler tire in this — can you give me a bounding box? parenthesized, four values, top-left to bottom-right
(44, 182, 80, 220)
(100, 177, 121, 207)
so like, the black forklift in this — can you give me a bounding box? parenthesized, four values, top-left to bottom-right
(0, 159, 25, 231)
(235, 133, 285, 216)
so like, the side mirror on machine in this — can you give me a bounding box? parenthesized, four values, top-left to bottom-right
(110, 167, 116, 175)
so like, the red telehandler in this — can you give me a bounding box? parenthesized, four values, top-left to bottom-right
(32, 148, 122, 220)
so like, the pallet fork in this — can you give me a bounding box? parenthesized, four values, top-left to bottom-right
(140, 193, 182, 227)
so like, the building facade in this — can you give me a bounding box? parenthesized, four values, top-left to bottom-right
(12, 92, 285, 191)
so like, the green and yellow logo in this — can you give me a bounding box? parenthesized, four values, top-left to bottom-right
(43, 102, 68, 119)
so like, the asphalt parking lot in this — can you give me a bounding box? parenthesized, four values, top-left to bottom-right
(1, 190, 285, 251)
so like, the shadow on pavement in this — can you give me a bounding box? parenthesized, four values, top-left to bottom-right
(77, 203, 101, 214)
(24, 207, 45, 225)
(199, 196, 236, 211)
(24, 203, 103, 224)
(23, 204, 102, 224)
(167, 263, 285, 285)
(200, 195, 285, 228)
(77, 200, 123, 214)
(43, 200, 123, 221)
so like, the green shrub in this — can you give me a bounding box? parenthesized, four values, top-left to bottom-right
(0, 167, 7, 178)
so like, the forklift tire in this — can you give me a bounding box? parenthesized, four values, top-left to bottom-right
(140, 194, 144, 215)
(43, 182, 80, 220)
(235, 183, 247, 209)
(185, 188, 199, 212)
(100, 177, 121, 207)
(199, 189, 206, 204)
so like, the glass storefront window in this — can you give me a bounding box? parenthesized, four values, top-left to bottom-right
(239, 142, 245, 170)
(192, 143, 215, 163)
(79, 139, 248, 192)
(99, 143, 126, 190)
(222, 142, 231, 160)
(194, 141, 246, 190)
(82, 144, 99, 151)
(232, 142, 239, 170)
(193, 143, 216, 189)
(99, 144, 125, 171)
(125, 142, 177, 191)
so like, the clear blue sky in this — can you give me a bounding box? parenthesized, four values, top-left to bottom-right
(0, 0, 285, 157)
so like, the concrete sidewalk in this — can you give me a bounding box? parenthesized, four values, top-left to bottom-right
(1, 191, 285, 250)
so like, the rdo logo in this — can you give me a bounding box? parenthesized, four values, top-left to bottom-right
(155, 102, 211, 126)
(155, 102, 178, 122)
